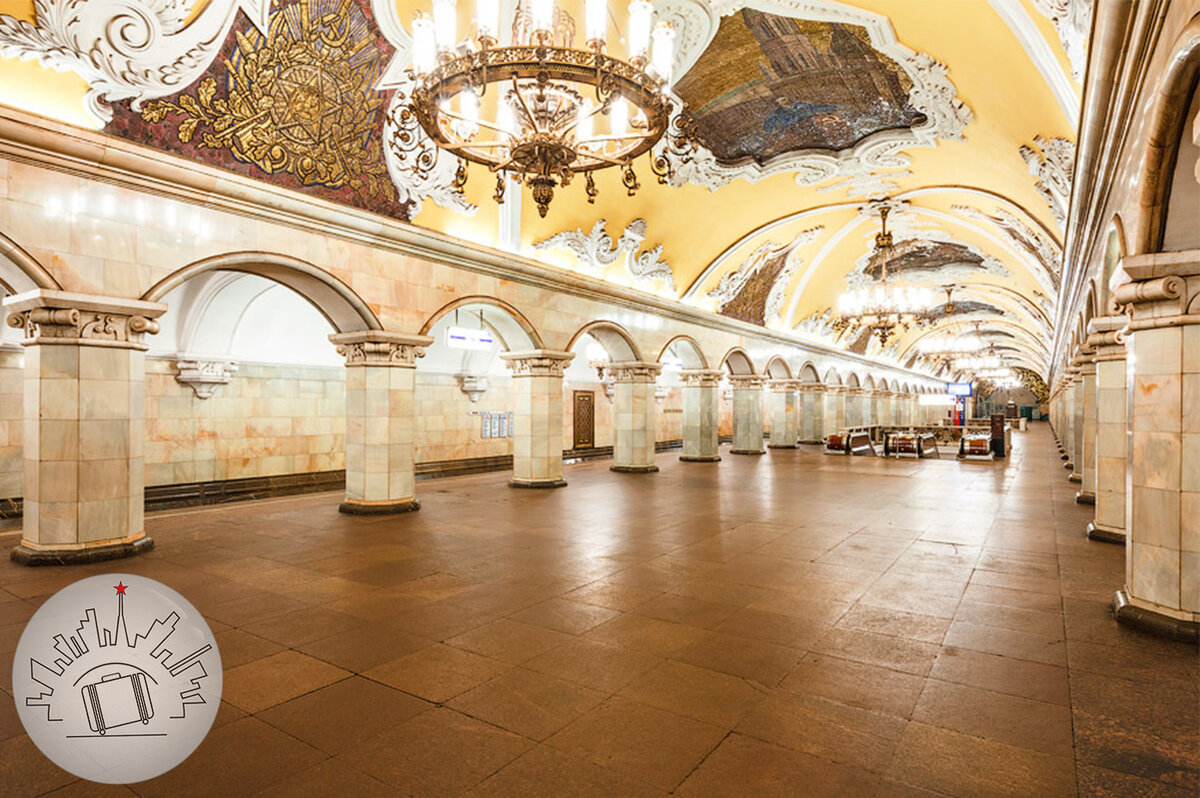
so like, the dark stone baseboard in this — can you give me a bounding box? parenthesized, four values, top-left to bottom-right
(679, 455, 721, 462)
(610, 465, 660, 473)
(1113, 590, 1199, 643)
(510, 479, 567, 489)
(767, 444, 798, 449)
(1087, 522, 1126, 545)
(338, 498, 420, 515)
(1076, 491, 1095, 505)
(12, 536, 153, 566)
(730, 449, 766, 455)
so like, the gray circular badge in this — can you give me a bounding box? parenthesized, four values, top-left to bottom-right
(12, 574, 222, 784)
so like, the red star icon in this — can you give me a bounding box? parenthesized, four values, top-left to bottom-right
(114, 582, 127, 595)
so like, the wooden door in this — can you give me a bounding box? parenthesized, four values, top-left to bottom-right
(573, 391, 595, 448)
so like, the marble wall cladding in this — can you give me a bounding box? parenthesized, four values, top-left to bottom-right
(1096, 357, 1127, 532)
(0, 349, 23, 497)
(144, 359, 347, 486)
(823, 391, 845, 436)
(415, 372, 515, 462)
(1082, 370, 1098, 498)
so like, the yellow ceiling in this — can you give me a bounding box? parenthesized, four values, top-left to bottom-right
(0, 0, 1078, 377)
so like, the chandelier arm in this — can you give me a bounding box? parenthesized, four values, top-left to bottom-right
(510, 75, 542, 134)
(576, 149, 630, 167)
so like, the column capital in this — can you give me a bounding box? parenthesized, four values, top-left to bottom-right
(501, 349, 575, 377)
(329, 331, 433, 367)
(1112, 251, 1200, 330)
(678, 368, 723, 387)
(824, 384, 846, 393)
(767, 379, 801, 392)
(797, 382, 825, 393)
(728, 374, 766, 389)
(4, 289, 166, 350)
(1087, 315, 1129, 361)
(608, 361, 662, 383)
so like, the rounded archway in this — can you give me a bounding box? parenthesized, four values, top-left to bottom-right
(720, 347, 756, 375)
(657, 335, 709, 370)
(764, 356, 791, 379)
(798, 362, 821, 383)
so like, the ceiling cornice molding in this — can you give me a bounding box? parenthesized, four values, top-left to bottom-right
(0, 104, 940, 386)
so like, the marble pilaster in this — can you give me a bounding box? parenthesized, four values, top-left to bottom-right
(1070, 365, 1085, 483)
(845, 387, 864, 428)
(1078, 345, 1098, 504)
(824, 385, 846, 437)
(1089, 317, 1128, 543)
(1109, 253, 1200, 640)
(678, 369, 721, 462)
(5, 290, 166, 564)
(609, 362, 661, 472)
(767, 380, 799, 449)
(502, 350, 574, 488)
(729, 375, 766, 455)
(330, 331, 432, 514)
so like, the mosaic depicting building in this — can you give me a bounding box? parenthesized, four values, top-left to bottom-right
(0, 0, 1195, 795)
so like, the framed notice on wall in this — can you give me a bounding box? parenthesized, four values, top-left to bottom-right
(498, 413, 508, 437)
(490, 414, 501, 438)
(481, 415, 491, 438)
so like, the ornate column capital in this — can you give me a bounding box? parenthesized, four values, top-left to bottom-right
(608, 361, 662, 383)
(4, 290, 166, 350)
(501, 349, 575, 377)
(1086, 315, 1128, 361)
(797, 382, 826, 393)
(329, 331, 433, 367)
(824, 384, 846, 394)
(728, 375, 766, 389)
(679, 368, 723, 387)
(1112, 251, 1200, 330)
(175, 358, 238, 399)
(767, 379, 801, 392)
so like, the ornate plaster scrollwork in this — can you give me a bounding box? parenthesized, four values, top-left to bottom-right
(0, 0, 270, 125)
(532, 219, 676, 290)
(1029, 0, 1091, 82)
(7, 307, 161, 348)
(951, 204, 1062, 287)
(456, 375, 488, 402)
(175, 359, 238, 399)
(383, 85, 478, 218)
(1020, 135, 1075, 230)
(329, 331, 433, 368)
(653, 0, 973, 197)
(501, 350, 575, 377)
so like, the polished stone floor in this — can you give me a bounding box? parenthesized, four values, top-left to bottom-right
(0, 424, 1197, 797)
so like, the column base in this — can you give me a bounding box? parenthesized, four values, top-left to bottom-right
(510, 479, 567, 489)
(1068, 474, 1082, 484)
(1061, 453, 1069, 460)
(1086, 522, 1126, 545)
(12, 535, 153, 566)
(1113, 590, 1199, 643)
(339, 498, 420, 515)
(610, 465, 659, 473)
(1075, 491, 1095, 505)
(798, 439, 824, 445)
(767, 444, 798, 449)
(679, 455, 721, 462)
(1063, 460, 1073, 468)
(730, 449, 766, 455)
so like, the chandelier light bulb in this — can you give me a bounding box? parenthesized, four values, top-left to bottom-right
(412, 15, 437, 73)
(586, 0, 607, 45)
(497, 100, 516, 138)
(476, 0, 499, 41)
(627, 0, 653, 62)
(461, 87, 480, 132)
(610, 95, 628, 138)
(432, 0, 457, 52)
(532, 0, 554, 36)
(651, 22, 674, 86)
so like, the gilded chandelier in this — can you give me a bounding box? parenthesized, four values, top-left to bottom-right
(833, 206, 935, 346)
(404, 0, 696, 216)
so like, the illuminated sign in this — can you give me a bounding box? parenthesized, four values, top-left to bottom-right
(446, 326, 496, 351)
(947, 382, 973, 397)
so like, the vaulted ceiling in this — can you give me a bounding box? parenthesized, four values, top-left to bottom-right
(0, 0, 1084, 378)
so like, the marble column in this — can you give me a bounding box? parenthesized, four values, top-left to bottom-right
(1109, 257, 1200, 641)
(1063, 373, 1078, 473)
(877, 391, 893, 426)
(1078, 344, 1098, 504)
(5, 291, 166, 564)
(679, 369, 721, 462)
(767, 380, 799, 449)
(609, 361, 661, 472)
(729, 375, 766, 454)
(501, 350, 574, 488)
(798, 384, 825, 444)
(845, 387, 864, 427)
(1089, 317, 1128, 543)
(823, 386, 845, 438)
(330, 331, 432, 514)
(1070, 366, 1085, 483)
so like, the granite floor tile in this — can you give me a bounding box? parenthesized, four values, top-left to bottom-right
(363, 643, 511, 703)
(448, 667, 607, 741)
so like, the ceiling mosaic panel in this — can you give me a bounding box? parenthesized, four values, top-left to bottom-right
(674, 10, 926, 165)
(105, 0, 408, 219)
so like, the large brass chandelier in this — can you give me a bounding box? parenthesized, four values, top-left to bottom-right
(833, 206, 935, 346)
(404, 0, 696, 216)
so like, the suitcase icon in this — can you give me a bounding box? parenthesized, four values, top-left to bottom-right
(81, 672, 154, 735)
